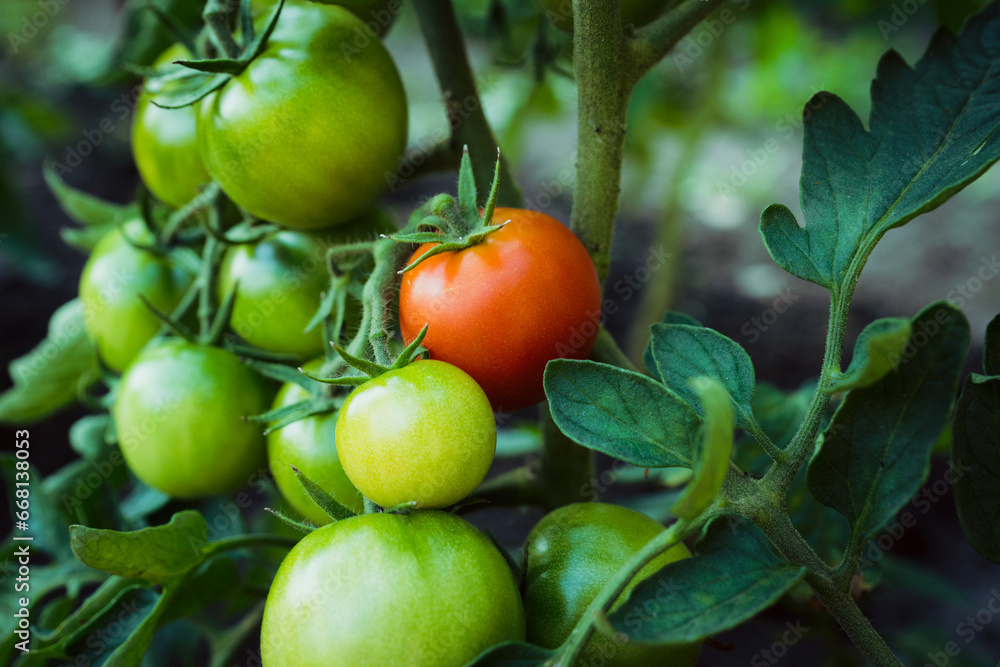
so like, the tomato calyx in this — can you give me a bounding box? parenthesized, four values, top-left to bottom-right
(301, 324, 430, 386)
(389, 147, 510, 274)
(148, 0, 287, 109)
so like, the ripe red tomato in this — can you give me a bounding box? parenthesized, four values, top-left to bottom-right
(398, 208, 602, 411)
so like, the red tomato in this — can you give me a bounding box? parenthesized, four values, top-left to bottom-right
(399, 208, 602, 411)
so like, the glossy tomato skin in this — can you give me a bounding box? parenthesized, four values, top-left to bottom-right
(268, 360, 364, 523)
(539, 0, 668, 31)
(524, 503, 702, 667)
(132, 44, 211, 208)
(114, 339, 274, 498)
(399, 208, 602, 411)
(217, 210, 394, 355)
(198, 0, 407, 229)
(79, 221, 194, 372)
(262, 510, 525, 667)
(336, 360, 496, 509)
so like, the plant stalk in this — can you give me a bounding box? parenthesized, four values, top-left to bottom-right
(410, 0, 521, 206)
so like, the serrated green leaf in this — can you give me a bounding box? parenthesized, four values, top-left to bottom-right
(761, 4, 1000, 290)
(649, 324, 758, 431)
(808, 302, 970, 541)
(544, 360, 699, 468)
(292, 467, 356, 521)
(70, 511, 209, 584)
(825, 317, 911, 393)
(671, 378, 734, 519)
(606, 518, 806, 644)
(44, 164, 138, 228)
(643, 311, 701, 381)
(0, 300, 100, 424)
(464, 641, 558, 666)
(985, 313, 999, 376)
(952, 373, 1000, 563)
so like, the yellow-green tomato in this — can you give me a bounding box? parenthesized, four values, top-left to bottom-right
(79, 221, 194, 372)
(262, 511, 525, 667)
(268, 360, 363, 523)
(539, 0, 669, 31)
(336, 360, 496, 509)
(216, 209, 394, 356)
(132, 44, 211, 208)
(198, 0, 407, 229)
(524, 503, 703, 667)
(114, 339, 274, 498)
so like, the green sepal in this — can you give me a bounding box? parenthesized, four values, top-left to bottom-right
(265, 507, 317, 534)
(291, 465, 357, 522)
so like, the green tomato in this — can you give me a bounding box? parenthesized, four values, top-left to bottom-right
(262, 510, 525, 667)
(539, 0, 668, 31)
(114, 339, 274, 498)
(336, 360, 496, 509)
(524, 503, 703, 667)
(216, 209, 393, 356)
(79, 221, 194, 372)
(268, 360, 363, 523)
(199, 0, 407, 229)
(132, 44, 211, 208)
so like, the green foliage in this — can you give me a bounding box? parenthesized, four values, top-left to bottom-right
(671, 377, 733, 519)
(825, 317, 911, 393)
(544, 360, 699, 467)
(760, 1, 1000, 293)
(952, 314, 1000, 563)
(0, 300, 100, 424)
(605, 519, 806, 644)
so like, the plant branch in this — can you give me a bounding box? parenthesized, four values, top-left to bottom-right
(569, 0, 628, 285)
(360, 239, 412, 366)
(626, 0, 727, 81)
(590, 326, 638, 372)
(410, 0, 521, 206)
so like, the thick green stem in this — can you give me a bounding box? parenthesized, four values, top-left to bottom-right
(346, 239, 411, 365)
(410, 0, 521, 206)
(754, 508, 902, 667)
(570, 0, 628, 285)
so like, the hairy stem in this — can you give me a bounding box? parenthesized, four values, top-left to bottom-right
(410, 0, 521, 206)
(627, 0, 727, 81)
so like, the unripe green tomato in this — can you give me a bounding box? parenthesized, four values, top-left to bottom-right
(268, 360, 363, 523)
(539, 0, 668, 31)
(524, 503, 703, 667)
(114, 339, 274, 498)
(216, 209, 394, 356)
(269, 0, 400, 36)
(79, 221, 194, 372)
(336, 360, 496, 509)
(262, 511, 525, 667)
(198, 0, 408, 229)
(132, 44, 211, 208)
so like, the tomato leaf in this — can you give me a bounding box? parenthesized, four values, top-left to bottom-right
(952, 315, 1000, 563)
(69, 510, 210, 584)
(59, 585, 163, 666)
(642, 311, 701, 381)
(824, 317, 911, 393)
(671, 378, 734, 519)
(44, 163, 137, 229)
(807, 302, 970, 541)
(605, 518, 806, 644)
(0, 300, 100, 425)
(544, 360, 700, 468)
(464, 641, 558, 666)
(761, 2, 1000, 291)
(649, 324, 758, 432)
(292, 466, 357, 521)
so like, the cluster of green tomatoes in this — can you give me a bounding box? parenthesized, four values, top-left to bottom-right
(72, 0, 700, 664)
